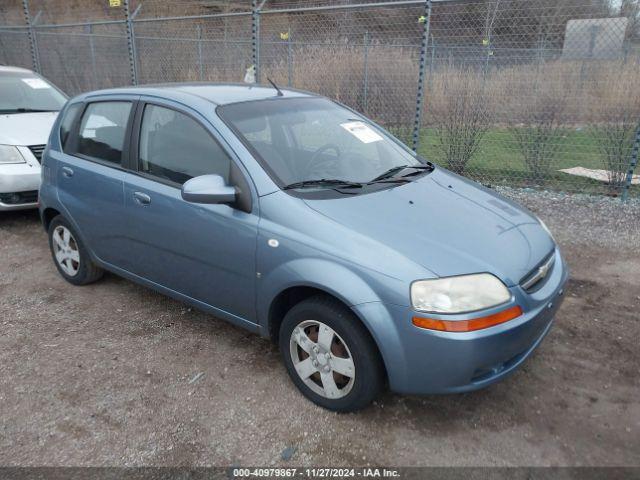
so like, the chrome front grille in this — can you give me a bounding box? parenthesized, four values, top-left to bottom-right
(28, 144, 46, 162)
(520, 251, 555, 293)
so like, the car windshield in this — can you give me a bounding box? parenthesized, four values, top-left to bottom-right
(0, 72, 66, 113)
(218, 97, 424, 188)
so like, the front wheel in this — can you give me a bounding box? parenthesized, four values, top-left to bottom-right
(279, 295, 384, 412)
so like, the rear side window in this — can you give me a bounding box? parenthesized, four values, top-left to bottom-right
(138, 104, 231, 185)
(76, 101, 132, 165)
(59, 103, 82, 152)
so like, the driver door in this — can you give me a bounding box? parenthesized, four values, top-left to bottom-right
(120, 99, 259, 323)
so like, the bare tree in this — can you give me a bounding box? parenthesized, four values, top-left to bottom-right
(428, 68, 491, 175)
(434, 0, 611, 49)
(620, 0, 640, 42)
(589, 61, 640, 194)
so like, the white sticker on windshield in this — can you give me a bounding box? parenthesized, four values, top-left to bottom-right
(340, 121, 383, 144)
(22, 78, 50, 89)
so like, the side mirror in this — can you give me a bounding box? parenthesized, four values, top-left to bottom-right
(181, 174, 236, 205)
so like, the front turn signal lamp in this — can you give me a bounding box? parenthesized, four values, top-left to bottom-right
(412, 305, 523, 332)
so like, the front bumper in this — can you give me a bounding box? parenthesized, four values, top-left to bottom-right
(354, 248, 569, 395)
(0, 156, 41, 211)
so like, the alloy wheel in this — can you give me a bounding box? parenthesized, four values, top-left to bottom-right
(289, 320, 356, 399)
(52, 225, 80, 276)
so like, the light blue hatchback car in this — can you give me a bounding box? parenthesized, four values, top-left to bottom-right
(39, 83, 568, 411)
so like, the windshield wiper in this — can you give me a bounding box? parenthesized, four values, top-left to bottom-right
(0, 108, 58, 114)
(283, 179, 364, 190)
(370, 166, 407, 182)
(370, 164, 434, 182)
(282, 164, 434, 192)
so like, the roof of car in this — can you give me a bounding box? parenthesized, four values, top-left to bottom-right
(83, 83, 317, 106)
(0, 65, 36, 74)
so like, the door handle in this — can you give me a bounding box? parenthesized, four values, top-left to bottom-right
(61, 166, 74, 178)
(133, 191, 151, 206)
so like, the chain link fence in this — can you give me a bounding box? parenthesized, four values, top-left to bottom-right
(1, 0, 639, 199)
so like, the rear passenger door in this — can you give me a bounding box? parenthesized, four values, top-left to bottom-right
(57, 96, 137, 266)
(120, 99, 259, 322)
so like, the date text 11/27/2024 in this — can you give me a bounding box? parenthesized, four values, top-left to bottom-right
(232, 468, 401, 478)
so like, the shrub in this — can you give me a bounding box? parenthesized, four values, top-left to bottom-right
(426, 67, 492, 174)
(589, 61, 640, 194)
(505, 67, 570, 185)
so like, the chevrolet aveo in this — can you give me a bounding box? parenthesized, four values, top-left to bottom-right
(39, 84, 568, 411)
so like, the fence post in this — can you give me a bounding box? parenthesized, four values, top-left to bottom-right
(428, 33, 435, 91)
(123, 0, 138, 85)
(252, 0, 261, 83)
(411, 0, 432, 153)
(197, 25, 204, 81)
(483, 40, 491, 76)
(362, 31, 370, 114)
(287, 27, 293, 87)
(621, 121, 640, 203)
(86, 24, 98, 89)
(22, 0, 40, 73)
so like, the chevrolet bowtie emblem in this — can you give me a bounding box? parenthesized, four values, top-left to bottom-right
(521, 255, 555, 290)
(538, 263, 549, 278)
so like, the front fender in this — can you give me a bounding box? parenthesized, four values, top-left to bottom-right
(257, 258, 382, 330)
(257, 259, 407, 385)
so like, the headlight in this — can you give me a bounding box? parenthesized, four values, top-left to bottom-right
(537, 216, 555, 242)
(0, 145, 25, 164)
(411, 273, 511, 314)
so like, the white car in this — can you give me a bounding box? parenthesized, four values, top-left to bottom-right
(0, 66, 67, 211)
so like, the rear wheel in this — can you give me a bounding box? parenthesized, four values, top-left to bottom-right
(279, 295, 384, 412)
(48, 216, 103, 285)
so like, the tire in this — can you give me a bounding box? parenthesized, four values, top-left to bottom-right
(279, 295, 384, 412)
(48, 215, 103, 285)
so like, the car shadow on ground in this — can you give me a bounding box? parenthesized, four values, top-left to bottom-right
(0, 208, 41, 225)
(98, 264, 556, 433)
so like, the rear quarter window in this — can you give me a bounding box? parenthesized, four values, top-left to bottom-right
(59, 103, 82, 152)
(75, 101, 132, 165)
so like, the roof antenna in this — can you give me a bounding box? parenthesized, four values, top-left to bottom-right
(267, 77, 284, 97)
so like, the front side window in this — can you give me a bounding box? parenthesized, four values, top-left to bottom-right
(76, 101, 132, 165)
(0, 72, 67, 113)
(138, 104, 231, 185)
(218, 97, 423, 190)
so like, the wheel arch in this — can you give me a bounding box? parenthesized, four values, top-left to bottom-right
(41, 207, 61, 231)
(259, 258, 393, 380)
(42, 207, 102, 268)
(259, 258, 383, 338)
(267, 285, 390, 385)
(268, 285, 339, 343)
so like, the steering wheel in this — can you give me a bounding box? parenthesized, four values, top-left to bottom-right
(305, 143, 341, 178)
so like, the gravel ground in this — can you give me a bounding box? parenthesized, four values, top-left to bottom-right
(497, 187, 640, 249)
(0, 190, 639, 467)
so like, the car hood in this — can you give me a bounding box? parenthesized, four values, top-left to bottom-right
(303, 168, 554, 286)
(0, 111, 59, 146)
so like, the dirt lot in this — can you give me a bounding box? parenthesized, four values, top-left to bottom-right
(1, 193, 639, 467)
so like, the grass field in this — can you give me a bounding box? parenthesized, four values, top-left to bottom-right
(413, 127, 639, 197)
